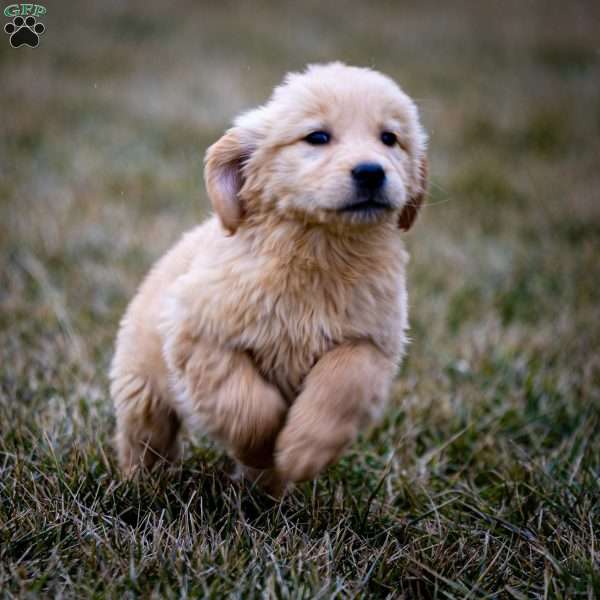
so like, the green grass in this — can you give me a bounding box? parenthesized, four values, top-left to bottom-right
(1, 0, 599, 597)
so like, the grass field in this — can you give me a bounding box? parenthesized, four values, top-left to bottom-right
(1, 0, 599, 597)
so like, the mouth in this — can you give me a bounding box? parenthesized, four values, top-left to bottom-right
(338, 196, 393, 214)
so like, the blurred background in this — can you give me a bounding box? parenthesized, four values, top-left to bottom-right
(0, 0, 599, 596)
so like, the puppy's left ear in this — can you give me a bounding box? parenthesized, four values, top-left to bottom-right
(204, 128, 254, 235)
(398, 156, 428, 232)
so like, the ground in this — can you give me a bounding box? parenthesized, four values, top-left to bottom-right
(1, 0, 599, 597)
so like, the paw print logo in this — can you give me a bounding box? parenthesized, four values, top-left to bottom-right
(4, 15, 45, 48)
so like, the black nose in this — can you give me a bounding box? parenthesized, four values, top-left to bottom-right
(351, 162, 386, 190)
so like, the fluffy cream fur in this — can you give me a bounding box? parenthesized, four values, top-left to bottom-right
(110, 62, 428, 493)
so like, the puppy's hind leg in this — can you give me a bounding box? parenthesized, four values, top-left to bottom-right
(111, 373, 181, 476)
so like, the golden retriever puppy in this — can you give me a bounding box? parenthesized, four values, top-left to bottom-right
(110, 62, 427, 492)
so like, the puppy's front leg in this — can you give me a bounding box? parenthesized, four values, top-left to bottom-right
(166, 336, 287, 469)
(275, 342, 396, 482)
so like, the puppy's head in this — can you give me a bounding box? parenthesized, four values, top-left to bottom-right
(205, 63, 427, 234)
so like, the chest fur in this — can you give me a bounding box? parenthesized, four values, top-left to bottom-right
(232, 261, 405, 399)
(169, 221, 409, 402)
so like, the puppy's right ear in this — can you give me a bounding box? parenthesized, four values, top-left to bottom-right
(398, 156, 428, 232)
(204, 128, 253, 234)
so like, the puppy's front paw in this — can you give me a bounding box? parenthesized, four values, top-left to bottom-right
(235, 464, 289, 498)
(274, 421, 356, 482)
(229, 384, 288, 470)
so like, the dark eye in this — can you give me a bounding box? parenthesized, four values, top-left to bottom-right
(381, 131, 397, 147)
(304, 131, 331, 145)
